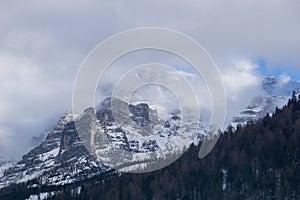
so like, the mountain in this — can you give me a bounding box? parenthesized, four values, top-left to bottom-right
(0, 76, 300, 197)
(0, 113, 107, 189)
(1, 80, 300, 200)
(0, 97, 205, 189)
(230, 77, 300, 128)
(93, 97, 204, 172)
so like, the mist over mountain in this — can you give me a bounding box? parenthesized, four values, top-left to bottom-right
(0, 76, 300, 199)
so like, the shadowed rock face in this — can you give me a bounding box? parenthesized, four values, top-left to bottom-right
(95, 97, 160, 136)
(96, 97, 125, 122)
(129, 103, 150, 127)
(96, 97, 152, 126)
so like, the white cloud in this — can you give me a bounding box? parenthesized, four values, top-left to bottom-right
(220, 60, 263, 126)
(279, 73, 291, 84)
(222, 60, 261, 101)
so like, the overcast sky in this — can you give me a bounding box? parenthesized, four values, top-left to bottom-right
(0, 0, 299, 160)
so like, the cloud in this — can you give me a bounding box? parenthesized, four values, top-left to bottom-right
(96, 57, 263, 130)
(0, 52, 76, 159)
(220, 60, 264, 126)
(221, 60, 262, 101)
(0, 0, 299, 159)
(279, 73, 291, 84)
(1, 0, 299, 67)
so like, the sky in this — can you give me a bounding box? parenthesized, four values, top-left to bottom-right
(0, 0, 300, 160)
